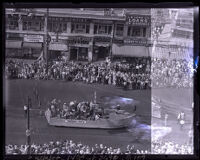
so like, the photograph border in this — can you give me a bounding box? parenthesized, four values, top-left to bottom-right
(1, 1, 199, 160)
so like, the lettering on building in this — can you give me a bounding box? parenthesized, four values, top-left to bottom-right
(126, 15, 151, 26)
(94, 37, 111, 43)
(68, 37, 92, 45)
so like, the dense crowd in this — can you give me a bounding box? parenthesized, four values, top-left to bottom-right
(151, 58, 193, 88)
(5, 57, 193, 89)
(6, 139, 150, 155)
(5, 58, 151, 90)
(152, 140, 193, 154)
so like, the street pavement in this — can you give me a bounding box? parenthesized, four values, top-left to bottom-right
(5, 79, 151, 152)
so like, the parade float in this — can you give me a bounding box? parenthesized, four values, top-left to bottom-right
(45, 93, 136, 129)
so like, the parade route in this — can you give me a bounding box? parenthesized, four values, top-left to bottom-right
(5, 79, 151, 152)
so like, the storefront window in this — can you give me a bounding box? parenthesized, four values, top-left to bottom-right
(71, 23, 90, 34)
(94, 24, 112, 35)
(115, 24, 124, 36)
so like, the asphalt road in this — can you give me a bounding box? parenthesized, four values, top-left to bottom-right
(5, 79, 151, 152)
(152, 87, 193, 147)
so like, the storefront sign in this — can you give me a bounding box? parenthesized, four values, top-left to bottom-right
(24, 35, 43, 43)
(124, 38, 148, 45)
(94, 37, 111, 43)
(49, 42, 68, 51)
(7, 33, 23, 40)
(71, 18, 90, 23)
(68, 36, 91, 45)
(126, 15, 151, 26)
(113, 38, 124, 44)
(93, 19, 113, 24)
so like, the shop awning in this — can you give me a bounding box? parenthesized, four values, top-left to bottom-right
(95, 43, 110, 47)
(6, 40, 22, 49)
(23, 42, 43, 49)
(49, 43, 68, 51)
(112, 44, 149, 57)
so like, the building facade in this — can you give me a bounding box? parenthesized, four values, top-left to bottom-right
(5, 8, 151, 61)
(151, 8, 194, 60)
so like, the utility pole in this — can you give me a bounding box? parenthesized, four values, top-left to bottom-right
(44, 8, 49, 74)
(26, 96, 31, 154)
(110, 22, 115, 61)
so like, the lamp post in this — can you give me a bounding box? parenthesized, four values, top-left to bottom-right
(26, 96, 31, 154)
(110, 21, 115, 61)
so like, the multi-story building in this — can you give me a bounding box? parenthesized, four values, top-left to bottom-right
(5, 8, 151, 61)
(152, 8, 194, 59)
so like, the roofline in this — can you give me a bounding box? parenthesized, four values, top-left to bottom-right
(5, 9, 151, 21)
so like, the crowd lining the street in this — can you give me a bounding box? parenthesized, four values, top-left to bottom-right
(6, 139, 150, 155)
(5, 57, 193, 89)
(6, 139, 193, 154)
(5, 58, 151, 90)
(151, 58, 193, 88)
(152, 140, 193, 154)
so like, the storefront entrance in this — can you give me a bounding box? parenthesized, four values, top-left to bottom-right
(94, 46, 109, 60)
(49, 51, 62, 60)
(70, 47, 88, 61)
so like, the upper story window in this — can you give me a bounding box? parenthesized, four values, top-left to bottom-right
(94, 24, 112, 35)
(127, 26, 141, 37)
(71, 23, 90, 34)
(6, 14, 19, 30)
(127, 26, 147, 37)
(115, 24, 124, 36)
(22, 16, 44, 31)
(172, 29, 193, 39)
(48, 21, 68, 33)
(176, 19, 193, 29)
(143, 28, 146, 37)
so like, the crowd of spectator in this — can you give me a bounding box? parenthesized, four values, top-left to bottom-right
(5, 57, 193, 89)
(5, 58, 151, 90)
(152, 140, 193, 154)
(7, 139, 193, 155)
(151, 58, 193, 88)
(6, 139, 150, 155)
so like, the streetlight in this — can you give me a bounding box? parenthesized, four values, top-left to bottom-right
(26, 96, 31, 154)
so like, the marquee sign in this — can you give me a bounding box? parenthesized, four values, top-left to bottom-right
(68, 36, 92, 45)
(113, 38, 148, 46)
(94, 37, 111, 43)
(124, 38, 148, 45)
(24, 35, 43, 43)
(48, 17, 90, 23)
(126, 15, 151, 26)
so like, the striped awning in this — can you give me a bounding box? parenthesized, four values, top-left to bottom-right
(6, 40, 22, 49)
(112, 44, 148, 57)
(49, 43, 68, 51)
(23, 42, 43, 49)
